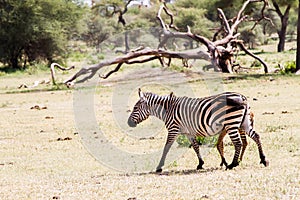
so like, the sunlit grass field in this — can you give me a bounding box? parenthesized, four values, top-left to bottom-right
(0, 41, 299, 199)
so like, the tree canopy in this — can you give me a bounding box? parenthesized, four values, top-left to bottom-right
(0, 0, 299, 74)
(0, 0, 86, 69)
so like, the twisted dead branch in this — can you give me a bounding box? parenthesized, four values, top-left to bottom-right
(50, 63, 75, 85)
(65, 0, 271, 85)
(18, 63, 75, 89)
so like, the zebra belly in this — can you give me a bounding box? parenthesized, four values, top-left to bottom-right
(179, 119, 224, 137)
(178, 109, 245, 137)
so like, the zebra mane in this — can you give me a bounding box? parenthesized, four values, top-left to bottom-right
(144, 92, 174, 99)
(143, 92, 175, 105)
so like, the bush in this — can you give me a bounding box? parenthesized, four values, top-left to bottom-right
(176, 135, 218, 148)
(250, 60, 262, 68)
(281, 61, 296, 74)
(177, 135, 191, 147)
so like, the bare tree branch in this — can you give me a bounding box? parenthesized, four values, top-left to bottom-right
(100, 56, 161, 79)
(64, 47, 210, 83)
(50, 63, 75, 85)
(250, 0, 274, 30)
(65, 1, 271, 85)
(217, 8, 231, 34)
(235, 40, 268, 73)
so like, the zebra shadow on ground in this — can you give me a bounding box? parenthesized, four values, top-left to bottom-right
(134, 167, 222, 176)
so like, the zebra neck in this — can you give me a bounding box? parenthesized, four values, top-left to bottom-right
(147, 94, 171, 122)
(149, 106, 168, 122)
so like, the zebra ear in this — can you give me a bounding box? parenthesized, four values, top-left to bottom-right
(138, 88, 145, 99)
(169, 92, 175, 98)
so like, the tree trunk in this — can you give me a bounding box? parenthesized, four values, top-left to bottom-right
(125, 31, 130, 53)
(273, 2, 291, 52)
(296, 0, 300, 72)
(10, 56, 19, 69)
(277, 15, 288, 52)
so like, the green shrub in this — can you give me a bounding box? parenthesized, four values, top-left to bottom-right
(196, 135, 218, 147)
(176, 135, 218, 147)
(177, 135, 191, 147)
(281, 61, 296, 74)
(0, 71, 6, 76)
(250, 60, 262, 68)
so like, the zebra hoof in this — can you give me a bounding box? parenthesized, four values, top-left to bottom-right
(260, 159, 269, 167)
(156, 168, 162, 173)
(220, 159, 228, 167)
(226, 162, 239, 170)
(196, 165, 203, 170)
(197, 160, 204, 170)
(220, 162, 228, 167)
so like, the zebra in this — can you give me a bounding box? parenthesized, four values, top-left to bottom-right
(127, 89, 269, 172)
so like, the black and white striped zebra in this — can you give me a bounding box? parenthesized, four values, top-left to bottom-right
(128, 89, 269, 172)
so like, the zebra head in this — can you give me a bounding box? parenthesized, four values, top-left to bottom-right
(128, 88, 150, 127)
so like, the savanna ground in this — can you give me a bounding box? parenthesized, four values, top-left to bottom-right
(0, 42, 300, 200)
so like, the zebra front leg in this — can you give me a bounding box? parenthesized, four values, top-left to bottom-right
(227, 129, 242, 170)
(156, 133, 177, 172)
(187, 136, 204, 170)
(216, 130, 228, 167)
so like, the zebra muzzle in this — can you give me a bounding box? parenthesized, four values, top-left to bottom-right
(127, 118, 137, 127)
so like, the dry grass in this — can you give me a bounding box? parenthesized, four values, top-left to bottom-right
(0, 44, 300, 199)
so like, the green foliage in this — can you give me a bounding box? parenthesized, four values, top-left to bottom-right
(197, 135, 218, 147)
(280, 61, 296, 74)
(204, 0, 245, 21)
(286, 8, 298, 37)
(169, 63, 187, 73)
(174, 5, 213, 37)
(177, 135, 218, 147)
(175, 0, 205, 9)
(177, 135, 191, 147)
(139, 5, 161, 27)
(273, 0, 297, 7)
(82, 15, 118, 48)
(0, 0, 86, 69)
(265, 125, 287, 133)
(250, 60, 263, 68)
(125, 17, 150, 30)
(23, 62, 49, 75)
(0, 71, 6, 77)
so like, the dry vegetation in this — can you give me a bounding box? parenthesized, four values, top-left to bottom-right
(0, 43, 300, 199)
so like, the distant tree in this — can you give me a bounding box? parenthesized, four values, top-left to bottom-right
(270, 0, 297, 52)
(0, 0, 86, 69)
(82, 14, 118, 52)
(174, 0, 213, 38)
(204, 0, 245, 22)
(296, 0, 300, 73)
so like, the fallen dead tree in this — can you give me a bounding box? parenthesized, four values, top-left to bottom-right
(65, 0, 271, 85)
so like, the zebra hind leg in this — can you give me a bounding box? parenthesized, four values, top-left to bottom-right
(216, 129, 228, 167)
(216, 129, 247, 168)
(226, 129, 243, 170)
(239, 129, 248, 162)
(250, 131, 269, 167)
(242, 112, 269, 167)
(188, 136, 204, 170)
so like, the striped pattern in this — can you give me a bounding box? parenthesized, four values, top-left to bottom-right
(128, 89, 268, 172)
